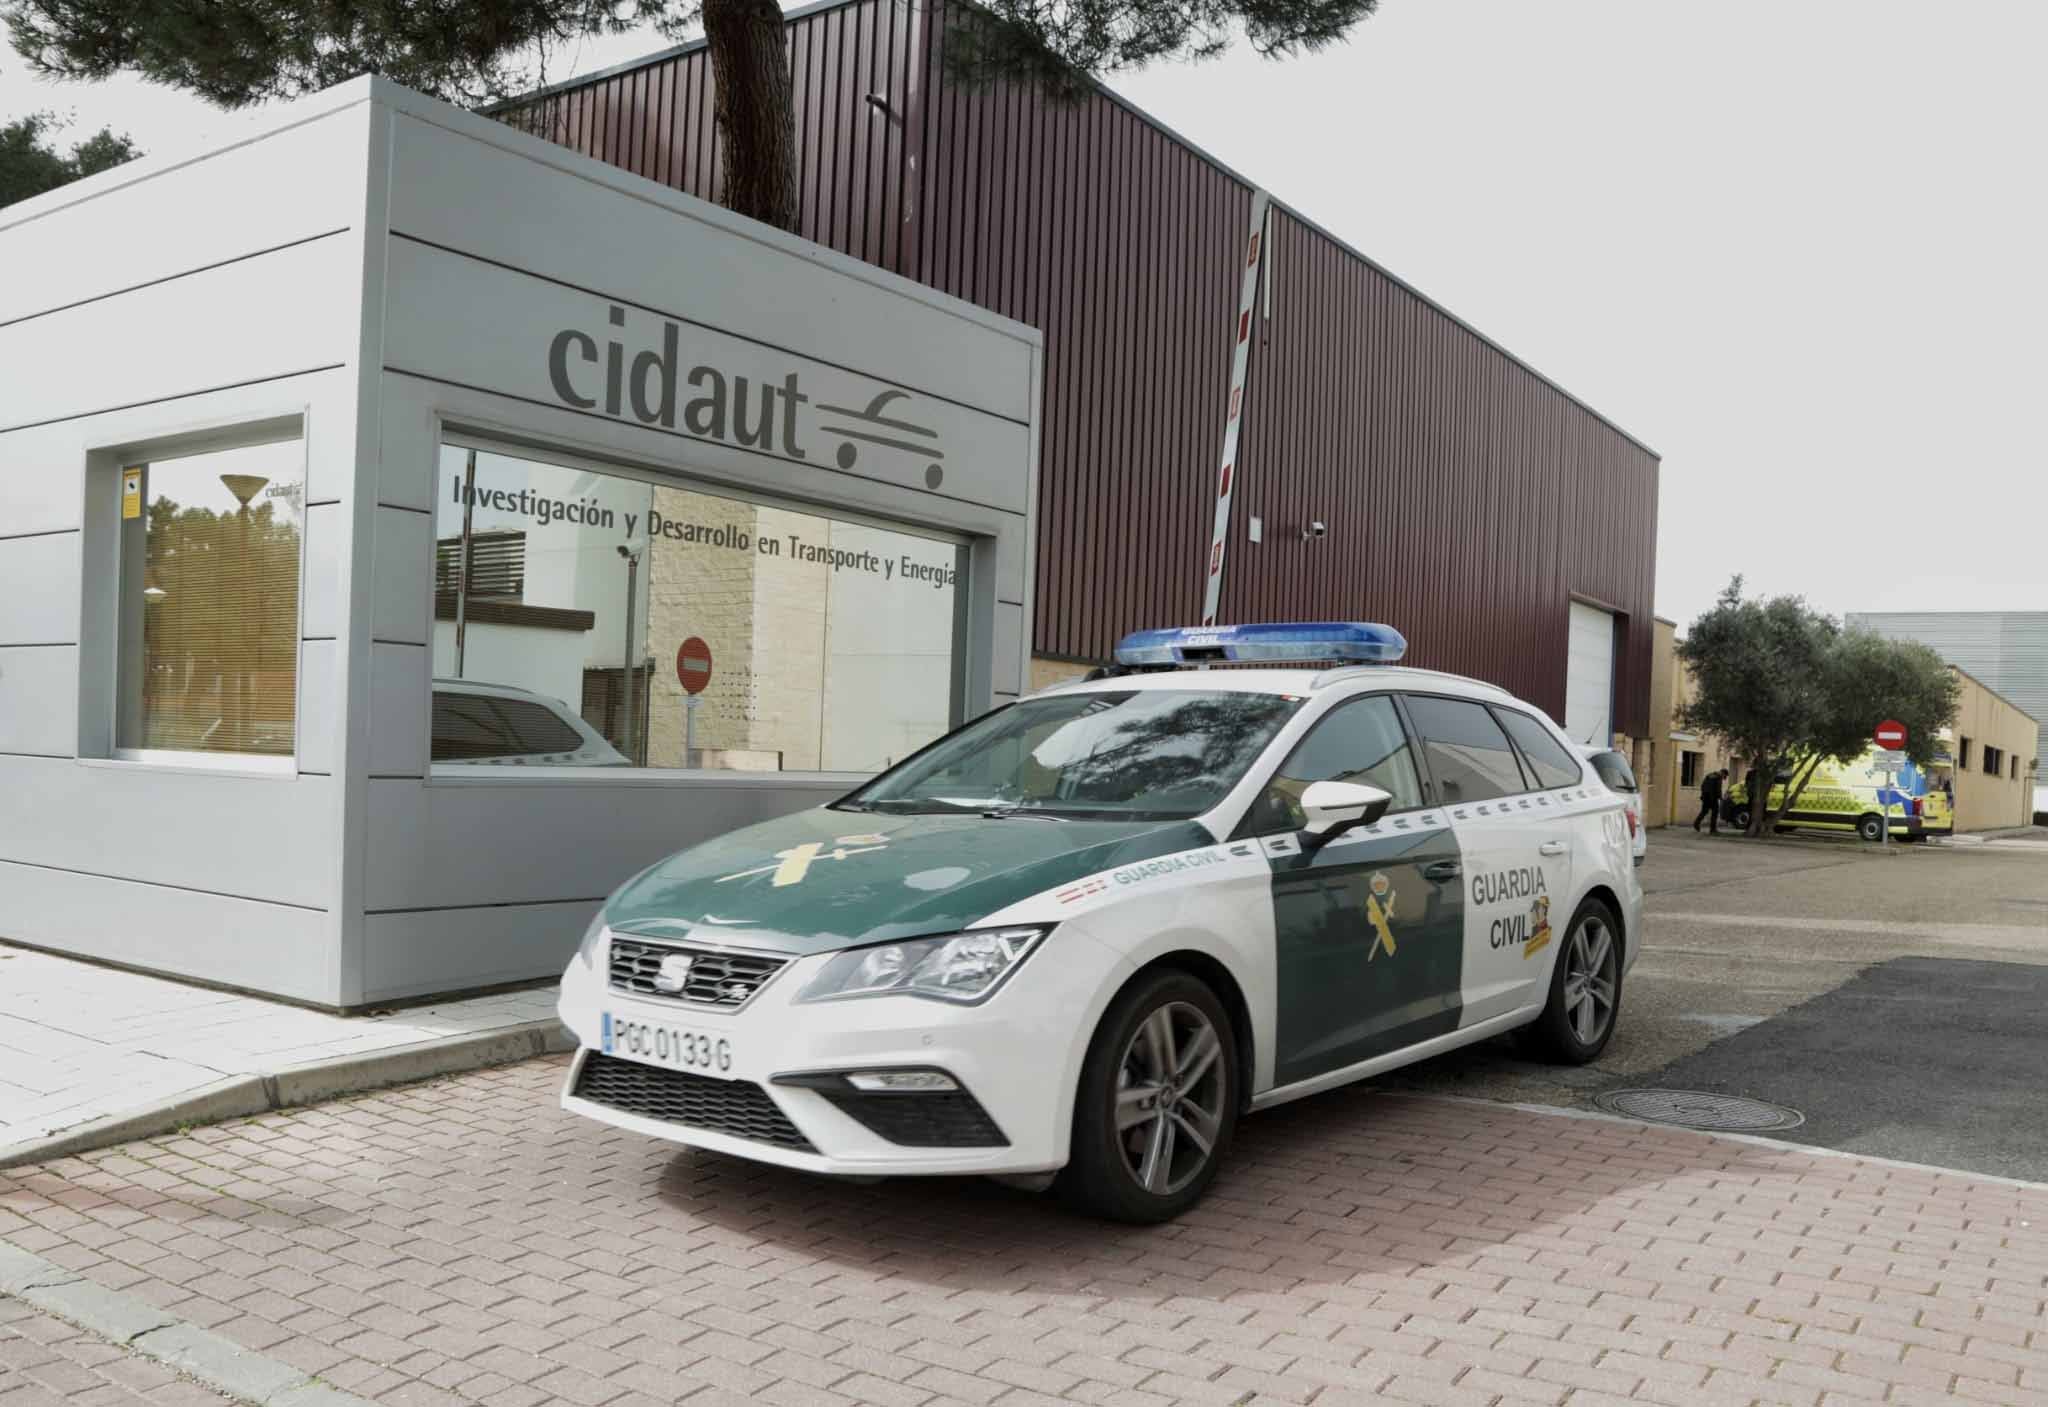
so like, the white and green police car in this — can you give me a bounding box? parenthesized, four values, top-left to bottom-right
(559, 622, 1640, 1221)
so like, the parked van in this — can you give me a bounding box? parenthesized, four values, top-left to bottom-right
(1726, 747, 1951, 842)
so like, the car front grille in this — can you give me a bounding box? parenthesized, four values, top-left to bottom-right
(571, 1053, 815, 1152)
(815, 1089, 1009, 1148)
(607, 937, 788, 1009)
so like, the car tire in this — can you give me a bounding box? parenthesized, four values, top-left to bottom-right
(1060, 969, 1239, 1224)
(1856, 813, 1888, 843)
(1517, 898, 1622, 1065)
(1730, 807, 1751, 831)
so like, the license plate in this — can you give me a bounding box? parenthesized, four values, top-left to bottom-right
(601, 1011, 736, 1078)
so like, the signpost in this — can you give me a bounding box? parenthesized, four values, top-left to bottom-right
(677, 637, 712, 765)
(1871, 721, 1908, 846)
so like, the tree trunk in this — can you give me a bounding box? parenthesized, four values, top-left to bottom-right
(703, 0, 799, 232)
(1746, 752, 1771, 837)
(1770, 755, 1823, 832)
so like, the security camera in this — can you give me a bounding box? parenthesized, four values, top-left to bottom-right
(1302, 520, 1327, 541)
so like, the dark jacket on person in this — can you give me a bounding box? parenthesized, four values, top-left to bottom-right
(1699, 773, 1724, 804)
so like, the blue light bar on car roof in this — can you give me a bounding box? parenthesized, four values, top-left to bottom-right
(1113, 621, 1408, 668)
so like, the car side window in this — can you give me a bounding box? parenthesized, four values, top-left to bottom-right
(1402, 694, 1529, 804)
(1493, 708, 1584, 790)
(1241, 694, 1425, 835)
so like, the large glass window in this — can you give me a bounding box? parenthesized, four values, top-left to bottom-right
(117, 437, 305, 759)
(1245, 694, 1424, 833)
(1403, 694, 1530, 804)
(433, 440, 966, 773)
(846, 688, 1300, 820)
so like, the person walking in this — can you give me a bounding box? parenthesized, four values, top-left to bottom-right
(1695, 768, 1724, 834)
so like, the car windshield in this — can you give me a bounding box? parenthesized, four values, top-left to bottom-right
(843, 688, 1303, 820)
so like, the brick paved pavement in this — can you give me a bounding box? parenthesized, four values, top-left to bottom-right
(2, 1057, 2045, 1407)
(0, 1295, 231, 1406)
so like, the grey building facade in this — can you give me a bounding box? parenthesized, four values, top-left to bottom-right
(1847, 611, 2048, 769)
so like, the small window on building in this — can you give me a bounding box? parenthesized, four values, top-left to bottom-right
(2011, 756, 2020, 781)
(1402, 694, 1530, 804)
(116, 435, 305, 760)
(1959, 737, 1971, 768)
(1492, 708, 1584, 790)
(1984, 744, 2003, 778)
(1680, 750, 1703, 787)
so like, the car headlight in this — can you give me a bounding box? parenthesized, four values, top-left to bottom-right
(797, 927, 1047, 1005)
(577, 911, 608, 969)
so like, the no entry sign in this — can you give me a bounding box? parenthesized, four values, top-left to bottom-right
(1873, 719, 1907, 750)
(676, 637, 713, 695)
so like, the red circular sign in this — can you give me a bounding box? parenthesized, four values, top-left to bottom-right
(676, 637, 713, 695)
(1874, 719, 1907, 749)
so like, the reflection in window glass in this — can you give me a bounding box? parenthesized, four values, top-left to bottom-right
(119, 439, 304, 757)
(849, 689, 1299, 819)
(1403, 694, 1529, 804)
(1493, 708, 1585, 790)
(1251, 695, 1423, 832)
(432, 443, 965, 772)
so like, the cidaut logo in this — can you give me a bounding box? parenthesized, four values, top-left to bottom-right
(547, 304, 948, 488)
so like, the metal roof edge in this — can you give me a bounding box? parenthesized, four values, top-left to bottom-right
(496, 0, 1661, 462)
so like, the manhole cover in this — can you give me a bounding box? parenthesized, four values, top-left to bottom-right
(1593, 1088, 1805, 1133)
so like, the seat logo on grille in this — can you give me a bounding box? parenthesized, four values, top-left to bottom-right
(652, 953, 695, 994)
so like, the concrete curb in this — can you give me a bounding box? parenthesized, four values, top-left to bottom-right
(0, 1236, 379, 1407)
(0, 1019, 574, 1170)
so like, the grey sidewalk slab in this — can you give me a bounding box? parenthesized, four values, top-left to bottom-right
(0, 944, 571, 1167)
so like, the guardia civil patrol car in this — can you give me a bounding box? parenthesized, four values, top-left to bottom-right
(558, 623, 1641, 1221)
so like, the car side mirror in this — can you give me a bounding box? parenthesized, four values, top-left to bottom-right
(1299, 780, 1393, 851)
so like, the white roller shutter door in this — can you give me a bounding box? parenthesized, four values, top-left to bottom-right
(1565, 602, 1616, 747)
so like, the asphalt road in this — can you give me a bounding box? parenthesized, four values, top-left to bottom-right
(1376, 827, 2048, 1179)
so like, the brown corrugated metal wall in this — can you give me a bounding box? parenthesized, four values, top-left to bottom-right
(510, 0, 1660, 734)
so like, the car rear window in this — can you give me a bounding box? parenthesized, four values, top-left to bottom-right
(1492, 708, 1584, 790)
(1588, 750, 1638, 793)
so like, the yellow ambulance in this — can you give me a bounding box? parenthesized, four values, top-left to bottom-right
(1728, 747, 1951, 842)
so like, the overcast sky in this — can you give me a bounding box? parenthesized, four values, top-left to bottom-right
(8, 0, 2042, 632)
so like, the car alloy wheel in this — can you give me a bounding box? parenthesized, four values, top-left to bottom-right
(1560, 912, 1618, 1047)
(1114, 1000, 1226, 1197)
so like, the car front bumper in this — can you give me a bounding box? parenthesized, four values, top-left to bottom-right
(555, 932, 1127, 1178)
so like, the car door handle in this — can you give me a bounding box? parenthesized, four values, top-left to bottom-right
(1538, 841, 1568, 856)
(1422, 860, 1461, 882)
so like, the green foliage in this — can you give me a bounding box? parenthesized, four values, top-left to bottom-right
(0, 109, 137, 207)
(1677, 577, 1962, 837)
(945, 0, 1381, 98)
(5, 0, 1386, 115)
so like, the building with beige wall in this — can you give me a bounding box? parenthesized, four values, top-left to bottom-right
(1932, 668, 2039, 832)
(1642, 617, 1734, 829)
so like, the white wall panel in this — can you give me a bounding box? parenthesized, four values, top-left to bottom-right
(0, 95, 370, 327)
(301, 502, 344, 640)
(0, 756, 337, 909)
(379, 238, 1033, 516)
(298, 639, 338, 775)
(362, 900, 597, 1002)
(370, 507, 433, 644)
(0, 371, 348, 538)
(368, 642, 429, 776)
(0, 859, 333, 1005)
(383, 109, 1035, 426)
(0, 532, 79, 644)
(993, 603, 1024, 696)
(1566, 601, 1617, 748)
(0, 236, 355, 433)
(0, 645, 77, 756)
(363, 774, 843, 913)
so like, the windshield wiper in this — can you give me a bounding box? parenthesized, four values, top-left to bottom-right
(983, 805, 1073, 821)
